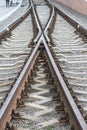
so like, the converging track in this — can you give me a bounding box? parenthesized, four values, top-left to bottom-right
(0, 0, 87, 130)
(51, 10, 87, 121)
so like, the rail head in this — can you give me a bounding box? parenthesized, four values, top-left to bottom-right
(0, 0, 87, 129)
(0, 39, 41, 130)
(22, 0, 87, 129)
(41, 35, 87, 130)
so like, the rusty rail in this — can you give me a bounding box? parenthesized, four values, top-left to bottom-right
(28, 1, 87, 129)
(0, 38, 41, 129)
(0, 0, 87, 130)
(42, 35, 87, 130)
(30, 0, 87, 127)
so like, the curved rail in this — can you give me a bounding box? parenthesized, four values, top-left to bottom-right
(42, 35, 87, 130)
(0, 0, 87, 130)
(30, 0, 55, 43)
(44, 5, 55, 42)
(30, 0, 42, 42)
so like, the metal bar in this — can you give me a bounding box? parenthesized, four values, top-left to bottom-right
(26, 1, 87, 129)
(42, 35, 87, 130)
(0, 38, 41, 129)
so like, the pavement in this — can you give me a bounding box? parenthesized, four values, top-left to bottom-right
(0, 7, 15, 22)
(48, 0, 87, 30)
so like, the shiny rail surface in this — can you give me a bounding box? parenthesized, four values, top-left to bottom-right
(0, 0, 87, 130)
(51, 5, 87, 124)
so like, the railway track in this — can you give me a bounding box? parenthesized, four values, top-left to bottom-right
(51, 12, 87, 120)
(0, 0, 87, 130)
(5, 52, 71, 130)
(0, 3, 33, 108)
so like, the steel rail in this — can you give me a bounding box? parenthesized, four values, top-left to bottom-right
(0, 1, 55, 128)
(44, 6, 55, 42)
(30, 0, 42, 42)
(0, 36, 42, 129)
(30, 0, 55, 43)
(47, 0, 87, 37)
(30, 0, 87, 129)
(42, 35, 87, 130)
(0, 0, 87, 130)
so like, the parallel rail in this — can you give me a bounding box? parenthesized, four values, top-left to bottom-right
(0, 0, 87, 130)
(0, 39, 40, 129)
